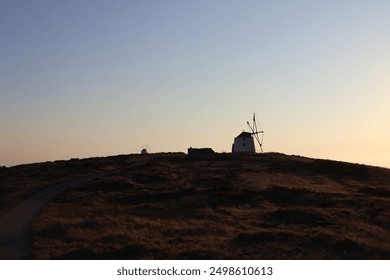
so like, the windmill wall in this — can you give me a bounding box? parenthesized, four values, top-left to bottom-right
(232, 132, 255, 153)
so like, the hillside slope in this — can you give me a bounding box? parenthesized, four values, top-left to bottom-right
(2, 153, 389, 259)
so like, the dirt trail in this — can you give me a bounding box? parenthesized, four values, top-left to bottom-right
(0, 158, 152, 259)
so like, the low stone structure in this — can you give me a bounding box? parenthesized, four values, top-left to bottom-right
(187, 147, 215, 159)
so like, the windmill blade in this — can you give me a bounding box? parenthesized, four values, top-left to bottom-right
(248, 113, 265, 152)
(254, 113, 264, 137)
(259, 132, 264, 152)
(251, 113, 260, 152)
(253, 113, 258, 134)
(254, 132, 263, 152)
(247, 121, 255, 134)
(252, 131, 263, 152)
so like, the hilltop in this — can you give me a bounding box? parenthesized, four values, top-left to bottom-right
(1, 152, 389, 259)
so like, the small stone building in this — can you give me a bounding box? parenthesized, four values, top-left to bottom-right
(188, 147, 215, 159)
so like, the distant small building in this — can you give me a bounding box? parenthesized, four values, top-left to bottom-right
(188, 147, 215, 159)
(232, 132, 255, 153)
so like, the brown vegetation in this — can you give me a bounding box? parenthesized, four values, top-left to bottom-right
(0, 155, 142, 216)
(25, 153, 390, 259)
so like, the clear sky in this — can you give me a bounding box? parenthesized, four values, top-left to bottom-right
(1, 0, 389, 168)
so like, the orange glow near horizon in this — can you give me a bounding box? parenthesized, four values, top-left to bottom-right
(1, 1, 389, 168)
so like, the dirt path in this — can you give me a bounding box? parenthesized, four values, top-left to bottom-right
(0, 158, 152, 259)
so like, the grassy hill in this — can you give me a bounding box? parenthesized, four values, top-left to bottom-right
(1, 153, 389, 259)
(0, 154, 142, 216)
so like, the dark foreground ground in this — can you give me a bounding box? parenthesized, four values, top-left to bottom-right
(1, 153, 390, 259)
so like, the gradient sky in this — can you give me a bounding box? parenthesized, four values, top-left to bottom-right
(1, 0, 389, 168)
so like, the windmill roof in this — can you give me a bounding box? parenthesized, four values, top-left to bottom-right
(237, 132, 252, 138)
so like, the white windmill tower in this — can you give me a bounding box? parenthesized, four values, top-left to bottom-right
(232, 113, 264, 153)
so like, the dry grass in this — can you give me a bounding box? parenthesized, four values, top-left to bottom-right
(0, 154, 147, 216)
(28, 153, 390, 259)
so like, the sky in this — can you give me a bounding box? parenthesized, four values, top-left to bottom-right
(1, 0, 389, 168)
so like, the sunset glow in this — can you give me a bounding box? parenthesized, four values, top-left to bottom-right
(1, 1, 389, 168)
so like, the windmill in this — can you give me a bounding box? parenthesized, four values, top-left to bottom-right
(247, 113, 264, 152)
(232, 113, 264, 153)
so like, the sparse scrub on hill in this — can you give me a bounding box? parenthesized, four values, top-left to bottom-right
(30, 153, 390, 259)
(0, 154, 145, 216)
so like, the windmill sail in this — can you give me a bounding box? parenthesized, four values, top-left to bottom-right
(247, 113, 264, 152)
